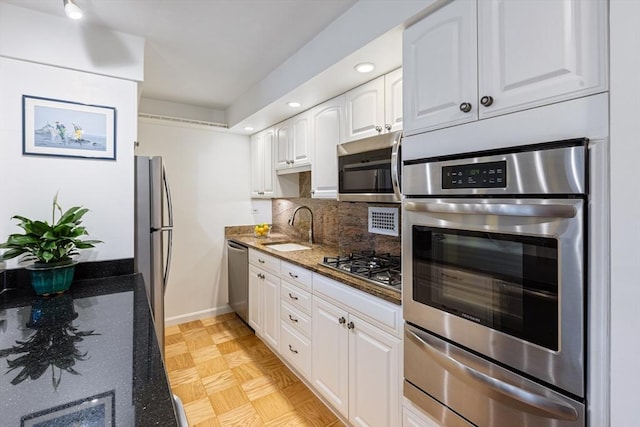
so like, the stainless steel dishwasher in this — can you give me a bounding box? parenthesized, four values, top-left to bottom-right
(227, 240, 249, 323)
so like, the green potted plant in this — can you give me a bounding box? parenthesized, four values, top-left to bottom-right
(0, 194, 101, 295)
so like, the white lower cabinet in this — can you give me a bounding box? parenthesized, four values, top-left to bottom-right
(248, 251, 280, 350)
(312, 284, 401, 427)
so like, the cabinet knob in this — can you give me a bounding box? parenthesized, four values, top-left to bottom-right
(459, 102, 472, 113)
(347, 321, 355, 330)
(288, 292, 299, 301)
(288, 344, 299, 354)
(338, 316, 346, 325)
(288, 314, 299, 323)
(257, 272, 264, 279)
(375, 125, 382, 134)
(480, 96, 494, 107)
(311, 190, 315, 195)
(385, 123, 392, 132)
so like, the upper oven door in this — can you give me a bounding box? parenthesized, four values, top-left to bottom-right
(402, 198, 585, 398)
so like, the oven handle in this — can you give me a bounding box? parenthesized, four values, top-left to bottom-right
(405, 326, 579, 421)
(405, 201, 576, 219)
(391, 136, 401, 201)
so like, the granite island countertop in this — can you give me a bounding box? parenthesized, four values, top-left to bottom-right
(0, 273, 178, 426)
(227, 232, 401, 305)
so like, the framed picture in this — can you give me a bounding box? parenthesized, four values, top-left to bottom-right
(20, 390, 115, 426)
(22, 95, 117, 160)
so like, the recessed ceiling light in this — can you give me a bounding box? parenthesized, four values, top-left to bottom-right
(63, 0, 83, 19)
(354, 62, 375, 73)
(287, 101, 301, 108)
(244, 126, 254, 131)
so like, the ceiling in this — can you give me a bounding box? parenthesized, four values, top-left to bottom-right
(0, 0, 358, 112)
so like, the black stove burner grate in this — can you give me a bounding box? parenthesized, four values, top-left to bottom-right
(322, 250, 402, 289)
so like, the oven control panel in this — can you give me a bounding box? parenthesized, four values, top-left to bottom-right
(442, 160, 507, 189)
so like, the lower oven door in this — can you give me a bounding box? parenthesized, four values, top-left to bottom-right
(403, 198, 585, 397)
(404, 324, 585, 427)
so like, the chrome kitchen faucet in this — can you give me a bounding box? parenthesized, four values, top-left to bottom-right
(288, 206, 314, 245)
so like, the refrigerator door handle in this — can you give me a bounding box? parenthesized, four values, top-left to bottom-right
(163, 228, 173, 294)
(163, 163, 174, 228)
(162, 163, 173, 293)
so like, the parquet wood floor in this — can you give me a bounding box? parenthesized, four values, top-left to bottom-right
(166, 313, 345, 427)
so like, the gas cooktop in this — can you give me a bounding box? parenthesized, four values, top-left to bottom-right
(322, 250, 401, 291)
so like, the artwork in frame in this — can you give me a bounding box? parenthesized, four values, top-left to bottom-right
(23, 95, 117, 160)
(20, 390, 115, 427)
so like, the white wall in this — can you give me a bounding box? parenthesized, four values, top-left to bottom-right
(0, 3, 144, 82)
(137, 118, 255, 322)
(0, 57, 137, 267)
(609, 1, 640, 424)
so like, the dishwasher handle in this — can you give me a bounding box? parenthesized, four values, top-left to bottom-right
(227, 241, 248, 252)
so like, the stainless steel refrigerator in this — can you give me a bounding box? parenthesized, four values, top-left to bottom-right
(134, 156, 173, 357)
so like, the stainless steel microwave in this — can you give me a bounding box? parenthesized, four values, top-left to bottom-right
(337, 131, 402, 203)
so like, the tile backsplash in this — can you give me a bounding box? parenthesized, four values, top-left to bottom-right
(272, 173, 401, 255)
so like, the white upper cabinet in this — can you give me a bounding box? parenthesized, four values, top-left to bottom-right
(345, 76, 385, 141)
(384, 68, 404, 134)
(310, 95, 345, 199)
(403, 0, 607, 135)
(403, 0, 478, 133)
(345, 69, 403, 142)
(275, 110, 312, 173)
(251, 127, 299, 199)
(478, 0, 607, 119)
(250, 128, 275, 198)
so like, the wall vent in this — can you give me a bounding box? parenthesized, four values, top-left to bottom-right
(138, 113, 228, 129)
(368, 206, 399, 236)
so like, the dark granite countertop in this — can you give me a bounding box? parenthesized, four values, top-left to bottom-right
(0, 272, 178, 426)
(226, 232, 401, 305)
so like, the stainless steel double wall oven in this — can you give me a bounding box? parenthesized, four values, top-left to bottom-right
(402, 140, 588, 427)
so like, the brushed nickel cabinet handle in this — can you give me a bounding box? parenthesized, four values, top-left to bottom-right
(338, 316, 346, 325)
(347, 321, 354, 330)
(288, 344, 298, 354)
(288, 314, 299, 323)
(288, 293, 299, 301)
(289, 272, 298, 279)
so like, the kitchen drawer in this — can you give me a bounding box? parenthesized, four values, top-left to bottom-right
(281, 280, 312, 315)
(249, 249, 279, 274)
(280, 261, 312, 291)
(281, 301, 311, 338)
(313, 273, 402, 337)
(280, 322, 311, 380)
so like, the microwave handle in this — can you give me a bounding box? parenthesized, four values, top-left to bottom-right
(391, 136, 401, 200)
(404, 201, 576, 219)
(405, 326, 579, 421)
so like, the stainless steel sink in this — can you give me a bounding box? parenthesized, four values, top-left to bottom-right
(263, 242, 312, 252)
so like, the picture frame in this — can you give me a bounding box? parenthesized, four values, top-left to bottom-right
(20, 390, 115, 426)
(22, 95, 117, 160)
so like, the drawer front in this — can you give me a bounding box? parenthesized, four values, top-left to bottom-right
(249, 249, 279, 274)
(281, 301, 311, 338)
(280, 323, 311, 380)
(281, 280, 312, 315)
(280, 261, 312, 291)
(313, 273, 402, 337)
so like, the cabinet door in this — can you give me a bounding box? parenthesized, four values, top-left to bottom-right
(261, 128, 275, 197)
(261, 270, 280, 349)
(292, 112, 311, 167)
(312, 296, 349, 418)
(384, 68, 403, 133)
(274, 121, 292, 170)
(402, 406, 442, 427)
(248, 264, 263, 334)
(478, 0, 607, 119)
(310, 95, 344, 199)
(348, 314, 401, 427)
(250, 132, 264, 198)
(403, 0, 477, 135)
(345, 76, 385, 141)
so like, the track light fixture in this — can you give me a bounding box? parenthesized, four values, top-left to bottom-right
(63, 0, 83, 20)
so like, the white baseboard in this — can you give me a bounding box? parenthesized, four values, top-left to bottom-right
(165, 305, 235, 327)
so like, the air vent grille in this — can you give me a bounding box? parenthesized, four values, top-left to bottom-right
(368, 207, 399, 236)
(138, 113, 228, 129)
